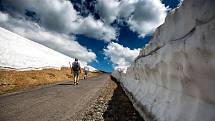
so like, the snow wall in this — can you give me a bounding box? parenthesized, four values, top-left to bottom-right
(112, 0, 215, 121)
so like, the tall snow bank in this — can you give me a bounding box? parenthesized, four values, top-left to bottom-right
(0, 27, 96, 71)
(112, 0, 215, 121)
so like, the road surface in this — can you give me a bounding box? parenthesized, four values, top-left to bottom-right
(0, 74, 109, 121)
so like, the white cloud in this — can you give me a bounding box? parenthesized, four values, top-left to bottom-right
(1, 0, 168, 40)
(71, 16, 117, 41)
(0, 11, 96, 62)
(127, 0, 167, 37)
(96, 0, 167, 37)
(0, 12, 9, 22)
(2, 0, 78, 32)
(96, 0, 120, 24)
(1, 0, 117, 41)
(103, 42, 140, 69)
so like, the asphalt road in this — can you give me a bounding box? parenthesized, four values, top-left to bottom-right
(0, 74, 109, 121)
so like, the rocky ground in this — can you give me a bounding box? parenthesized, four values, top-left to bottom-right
(81, 77, 144, 121)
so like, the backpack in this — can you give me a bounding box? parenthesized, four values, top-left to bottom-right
(72, 62, 80, 71)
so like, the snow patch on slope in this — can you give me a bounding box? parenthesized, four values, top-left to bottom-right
(0, 27, 96, 71)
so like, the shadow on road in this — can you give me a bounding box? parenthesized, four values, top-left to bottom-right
(102, 77, 144, 121)
(58, 83, 75, 86)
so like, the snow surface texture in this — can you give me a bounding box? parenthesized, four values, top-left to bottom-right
(112, 0, 215, 121)
(0, 27, 96, 71)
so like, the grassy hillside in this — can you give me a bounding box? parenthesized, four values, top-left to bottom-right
(0, 67, 101, 95)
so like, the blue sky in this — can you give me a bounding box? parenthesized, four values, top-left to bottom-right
(0, 0, 182, 72)
(76, 26, 152, 72)
(75, 0, 181, 72)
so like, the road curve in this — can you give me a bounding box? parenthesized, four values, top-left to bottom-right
(0, 74, 109, 121)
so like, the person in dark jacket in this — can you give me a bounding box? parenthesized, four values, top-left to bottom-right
(70, 58, 81, 85)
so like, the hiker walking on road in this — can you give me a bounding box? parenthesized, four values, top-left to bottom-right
(83, 65, 89, 79)
(69, 58, 81, 85)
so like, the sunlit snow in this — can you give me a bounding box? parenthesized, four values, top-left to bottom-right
(0, 27, 96, 71)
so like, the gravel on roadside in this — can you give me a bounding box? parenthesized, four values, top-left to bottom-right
(81, 77, 144, 121)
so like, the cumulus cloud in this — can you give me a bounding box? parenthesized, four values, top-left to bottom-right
(0, 12, 9, 22)
(96, 0, 120, 24)
(0, 11, 96, 62)
(127, 0, 167, 37)
(1, 0, 168, 40)
(96, 0, 167, 37)
(71, 16, 117, 41)
(1, 0, 117, 41)
(103, 42, 140, 69)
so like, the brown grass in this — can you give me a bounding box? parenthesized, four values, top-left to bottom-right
(0, 67, 101, 95)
